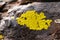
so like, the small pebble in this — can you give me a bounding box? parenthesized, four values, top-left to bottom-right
(54, 19, 60, 23)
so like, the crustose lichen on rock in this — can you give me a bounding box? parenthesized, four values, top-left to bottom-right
(16, 10, 52, 30)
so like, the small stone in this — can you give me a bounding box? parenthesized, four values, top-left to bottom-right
(54, 19, 60, 23)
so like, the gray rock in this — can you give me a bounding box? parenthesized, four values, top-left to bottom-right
(7, 4, 33, 16)
(0, 16, 15, 31)
(0, 17, 11, 31)
(1, 0, 17, 2)
(0, 20, 5, 30)
(7, 2, 60, 17)
(2, 2, 60, 40)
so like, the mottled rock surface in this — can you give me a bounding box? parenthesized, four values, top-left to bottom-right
(8, 2, 60, 18)
(0, 2, 60, 40)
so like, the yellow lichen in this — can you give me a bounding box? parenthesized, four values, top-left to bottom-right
(16, 10, 52, 30)
(0, 34, 4, 39)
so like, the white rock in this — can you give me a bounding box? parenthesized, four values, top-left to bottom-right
(54, 19, 60, 23)
(7, 4, 31, 13)
(0, 20, 5, 30)
(0, 17, 12, 31)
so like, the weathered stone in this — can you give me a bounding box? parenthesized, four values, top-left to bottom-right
(54, 19, 60, 23)
(8, 2, 60, 17)
(1, 2, 60, 40)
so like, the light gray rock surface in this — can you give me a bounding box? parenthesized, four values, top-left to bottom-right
(8, 2, 60, 13)
(7, 2, 60, 19)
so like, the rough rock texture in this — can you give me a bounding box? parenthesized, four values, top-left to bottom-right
(8, 2, 60, 18)
(0, 2, 60, 40)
